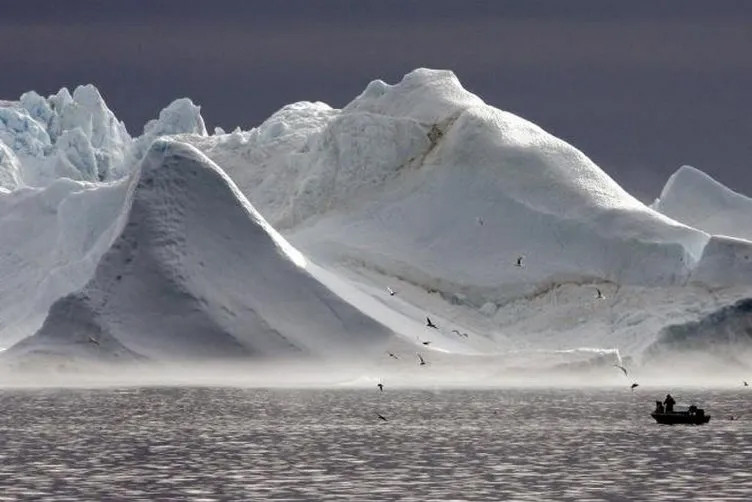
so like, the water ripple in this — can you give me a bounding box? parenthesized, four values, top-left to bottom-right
(0, 388, 750, 500)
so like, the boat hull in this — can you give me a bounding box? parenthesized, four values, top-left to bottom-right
(651, 412, 711, 425)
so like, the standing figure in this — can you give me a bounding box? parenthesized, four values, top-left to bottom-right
(664, 394, 676, 413)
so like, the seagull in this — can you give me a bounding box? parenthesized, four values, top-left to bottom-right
(426, 317, 438, 329)
(630, 383, 639, 391)
(387, 352, 399, 360)
(422, 340, 432, 346)
(614, 364, 628, 377)
(417, 354, 426, 366)
(744, 381, 749, 387)
(386, 287, 396, 296)
(515, 256, 524, 267)
(477, 216, 484, 226)
(377, 383, 384, 392)
(595, 288, 605, 300)
(377, 413, 388, 421)
(88, 336, 100, 346)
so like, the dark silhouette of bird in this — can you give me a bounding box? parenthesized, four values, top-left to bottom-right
(596, 288, 605, 300)
(377, 383, 384, 392)
(614, 364, 628, 377)
(417, 354, 426, 366)
(387, 352, 399, 360)
(451, 329, 460, 335)
(477, 216, 484, 226)
(515, 256, 524, 267)
(422, 340, 432, 346)
(377, 413, 387, 421)
(387, 287, 396, 296)
(630, 383, 639, 391)
(88, 336, 100, 346)
(426, 316, 438, 329)
(744, 381, 749, 387)
(729, 415, 737, 421)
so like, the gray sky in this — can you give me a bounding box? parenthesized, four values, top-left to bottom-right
(1, 0, 750, 201)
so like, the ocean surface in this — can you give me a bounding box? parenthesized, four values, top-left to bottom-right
(0, 387, 750, 501)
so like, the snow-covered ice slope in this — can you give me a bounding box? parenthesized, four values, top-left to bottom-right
(0, 141, 22, 191)
(192, 69, 715, 303)
(9, 140, 395, 362)
(0, 178, 129, 345)
(653, 165, 752, 242)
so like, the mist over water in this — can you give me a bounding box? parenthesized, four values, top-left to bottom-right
(0, 387, 750, 500)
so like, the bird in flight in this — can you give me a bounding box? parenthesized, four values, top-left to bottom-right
(377, 383, 384, 392)
(630, 383, 639, 391)
(614, 364, 628, 377)
(596, 288, 605, 300)
(744, 381, 749, 387)
(426, 317, 438, 329)
(422, 340, 432, 346)
(387, 352, 399, 360)
(88, 336, 101, 346)
(387, 287, 396, 296)
(417, 354, 426, 366)
(515, 256, 524, 267)
(377, 413, 388, 421)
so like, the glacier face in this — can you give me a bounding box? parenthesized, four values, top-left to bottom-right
(1, 68, 751, 375)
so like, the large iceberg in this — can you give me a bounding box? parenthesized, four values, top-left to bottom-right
(1, 68, 751, 375)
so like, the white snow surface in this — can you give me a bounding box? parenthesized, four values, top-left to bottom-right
(191, 69, 715, 300)
(2, 68, 752, 374)
(0, 141, 22, 190)
(653, 165, 752, 242)
(0, 177, 128, 344)
(9, 140, 396, 362)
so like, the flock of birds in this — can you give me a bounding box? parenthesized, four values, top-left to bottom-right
(374, 256, 616, 421)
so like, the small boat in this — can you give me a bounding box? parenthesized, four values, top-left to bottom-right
(651, 403, 710, 425)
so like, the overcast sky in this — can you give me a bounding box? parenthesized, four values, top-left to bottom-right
(1, 0, 750, 201)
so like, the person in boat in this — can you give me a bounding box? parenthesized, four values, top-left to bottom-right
(654, 401, 665, 414)
(664, 394, 676, 413)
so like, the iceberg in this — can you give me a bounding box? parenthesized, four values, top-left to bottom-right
(1, 69, 751, 374)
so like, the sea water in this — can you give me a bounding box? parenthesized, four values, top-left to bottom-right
(0, 387, 750, 501)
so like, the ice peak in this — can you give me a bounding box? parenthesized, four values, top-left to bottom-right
(345, 67, 484, 124)
(71, 84, 107, 110)
(654, 165, 752, 241)
(143, 98, 207, 137)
